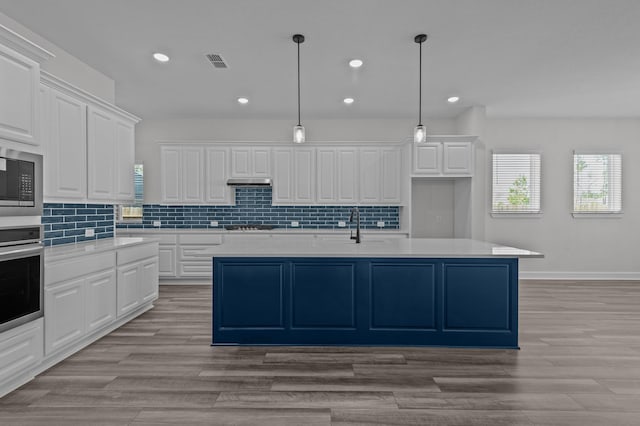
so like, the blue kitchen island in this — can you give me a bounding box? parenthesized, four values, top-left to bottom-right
(207, 237, 541, 348)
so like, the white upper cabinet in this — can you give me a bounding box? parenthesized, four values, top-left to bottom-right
(87, 105, 116, 200)
(0, 43, 39, 145)
(231, 147, 271, 178)
(316, 148, 336, 203)
(182, 147, 205, 203)
(272, 147, 315, 205)
(115, 120, 135, 200)
(359, 148, 382, 203)
(358, 147, 402, 205)
(337, 148, 359, 204)
(44, 86, 87, 200)
(381, 148, 402, 203)
(272, 148, 293, 204)
(413, 136, 476, 176)
(205, 147, 232, 204)
(160, 146, 181, 203)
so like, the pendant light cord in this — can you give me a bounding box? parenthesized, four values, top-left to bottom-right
(297, 40, 301, 126)
(418, 39, 422, 126)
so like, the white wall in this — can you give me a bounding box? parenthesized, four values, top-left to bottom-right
(0, 11, 115, 102)
(483, 118, 640, 278)
(136, 118, 456, 203)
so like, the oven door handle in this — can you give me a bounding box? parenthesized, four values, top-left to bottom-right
(0, 243, 43, 258)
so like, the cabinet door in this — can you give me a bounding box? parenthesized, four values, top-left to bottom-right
(158, 245, 177, 277)
(381, 148, 402, 204)
(0, 44, 39, 145)
(359, 148, 381, 203)
(46, 87, 87, 200)
(205, 147, 231, 204)
(87, 106, 116, 200)
(0, 319, 42, 385)
(114, 120, 135, 200)
(182, 147, 204, 203)
(414, 143, 441, 174)
(140, 257, 159, 304)
(231, 148, 251, 177)
(160, 146, 181, 203)
(253, 148, 271, 177)
(45, 278, 85, 355)
(117, 264, 140, 317)
(443, 142, 473, 175)
(337, 148, 358, 204)
(272, 148, 293, 204)
(294, 148, 315, 203)
(317, 148, 336, 203)
(85, 269, 117, 334)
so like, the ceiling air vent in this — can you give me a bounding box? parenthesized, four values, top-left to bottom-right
(206, 54, 228, 69)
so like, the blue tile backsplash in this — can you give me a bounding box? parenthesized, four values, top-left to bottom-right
(42, 203, 115, 246)
(116, 188, 400, 230)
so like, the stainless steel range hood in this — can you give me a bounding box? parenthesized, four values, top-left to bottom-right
(226, 178, 272, 187)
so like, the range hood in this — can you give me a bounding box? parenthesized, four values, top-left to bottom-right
(226, 178, 272, 187)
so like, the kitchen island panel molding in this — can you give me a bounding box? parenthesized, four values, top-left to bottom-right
(213, 257, 519, 348)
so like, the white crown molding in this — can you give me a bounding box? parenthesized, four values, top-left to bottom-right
(520, 271, 640, 281)
(0, 24, 55, 63)
(402, 135, 479, 144)
(41, 71, 141, 123)
(157, 140, 406, 146)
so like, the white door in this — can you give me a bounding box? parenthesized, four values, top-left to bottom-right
(0, 44, 39, 145)
(294, 148, 315, 203)
(443, 142, 473, 175)
(117, 264, 140, 317)
(46, 87, 87, 200)
(359, 148, 380, 203)
(85, 270, 117, 334)
(253, 148, 271, 177)
(45, 278, 85, 355)
(87, 106, 116, 200)
(231, 148, 251, 177)
(140, 258, 159, 304)
(158, 245, 177, 277)
(182, 147, 204, 203)
(205, 147, 230, 204)
(272, 148, 293, 204)
(381, 148, 402, 204)
(316, 148, 336, 203)
(337, 148, 358, 204)
(114, 120, 135, 200)
(161, 146, 181, 203)
(414, 143, 441, 174)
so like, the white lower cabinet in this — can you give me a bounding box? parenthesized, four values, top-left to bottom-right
(0, 319, 43, 390)
(85, 270, 117, 334)
(116, 243, 159, 318)
(45, 277, 85, 354)
(159, 245, 177, 277)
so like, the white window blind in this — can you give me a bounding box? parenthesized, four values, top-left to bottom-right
(492, 153, 541, 213)
(573, 154, 622, 213)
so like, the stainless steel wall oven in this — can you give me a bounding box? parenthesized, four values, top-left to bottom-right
(0, 226, 44, 333)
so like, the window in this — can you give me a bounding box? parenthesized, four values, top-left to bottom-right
(492, 153, 541, 214)
(573, 153, 622, 214)
(119, 164, 144, 221)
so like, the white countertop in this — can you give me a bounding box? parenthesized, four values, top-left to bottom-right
(198, 237, 543, 259)
(45, 237, 159, 263)
(116, 227, 409, 236)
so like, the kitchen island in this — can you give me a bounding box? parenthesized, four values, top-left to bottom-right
(205, 237, 542, 348)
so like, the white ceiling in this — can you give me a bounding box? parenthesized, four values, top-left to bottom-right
(2, 0, 640, 120)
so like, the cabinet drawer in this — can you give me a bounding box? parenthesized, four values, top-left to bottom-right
(179, 261, 212, 277)
(180, 245, 216, 261)
(0, 319, 43, 385)
(117, 242, 159, 266)
(179, 234, 223, 245)
(46, 252, 115, 286)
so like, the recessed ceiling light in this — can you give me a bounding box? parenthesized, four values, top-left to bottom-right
(447, 96, 460, 103)
(237, 97, 249, 104)
(343, 97, 355, 104)
(153, 52, 170, 63)
(349, 59, 363, 68)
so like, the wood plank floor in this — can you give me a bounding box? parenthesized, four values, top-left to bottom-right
(2, 280, 640, 425)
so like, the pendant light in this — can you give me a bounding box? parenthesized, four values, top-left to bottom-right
(414, 34, 428, 143)
(293, 34, 305, 144)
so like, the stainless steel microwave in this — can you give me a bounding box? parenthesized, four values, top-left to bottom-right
(0, 148, 42, 216)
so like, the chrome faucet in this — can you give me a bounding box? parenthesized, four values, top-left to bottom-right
(349, 207, 361, 244)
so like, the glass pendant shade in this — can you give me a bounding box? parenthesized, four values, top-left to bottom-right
(293, 125, 305, 144)
(414, 125, 426, 144)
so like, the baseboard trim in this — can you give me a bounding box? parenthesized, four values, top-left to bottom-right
(520, 271, 640, 280)
(160, 280, 210, 285)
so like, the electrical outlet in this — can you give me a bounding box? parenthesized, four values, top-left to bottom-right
(153, 220, 161, 227)
(210, 221, 219, 227)
(377, 221, 385, 228)
(291, 221, 299, 228)
(338, 221, 346, 228)
(84, 228, 95, 237)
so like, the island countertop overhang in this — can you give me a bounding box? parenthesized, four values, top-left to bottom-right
(200, 237, 542, 259)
